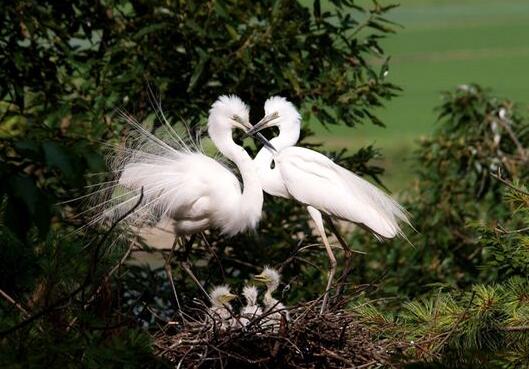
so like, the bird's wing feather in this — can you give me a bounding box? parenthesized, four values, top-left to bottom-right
(113, 152, 240, 223)
(87, 113, 240, 230)
(278, 147, 410, 238)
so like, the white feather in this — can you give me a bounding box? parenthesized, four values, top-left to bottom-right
(278, 147, 409, 238)
(253, 96, 411, 240)
(86, 95, 264, 237)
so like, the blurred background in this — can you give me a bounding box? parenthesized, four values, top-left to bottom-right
(311, 0, 529, 191)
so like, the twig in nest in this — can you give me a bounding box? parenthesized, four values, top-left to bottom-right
(154, 296, 398, 369)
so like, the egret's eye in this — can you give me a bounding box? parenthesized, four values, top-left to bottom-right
(232, 115, 246, 125)
(231, 114, 251, 130)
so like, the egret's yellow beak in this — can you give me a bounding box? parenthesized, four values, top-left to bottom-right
(221, 293, 237, 303)
(253, 273, 270, 283)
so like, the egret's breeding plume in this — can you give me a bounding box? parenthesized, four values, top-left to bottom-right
(240, 285, 263, 326)
(254, 267, 289, 329)
(90, 95, 276, 238)
(208, 285, 237, 331)
(248, 97, 411, 312)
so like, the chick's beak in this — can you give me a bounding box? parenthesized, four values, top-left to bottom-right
(224, 293, 237, 302)
(253, 273, 269, 283)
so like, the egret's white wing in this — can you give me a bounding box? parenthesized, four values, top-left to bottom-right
(88, 114, 241, 233)
(277, 147, 410, 239)
(114, 151, 240, 223)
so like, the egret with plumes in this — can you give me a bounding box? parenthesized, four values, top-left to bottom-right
(94, 95, 276, 238)
(208, 285, 237, 330)
(248, 97, 411, 312)
(240, 285, 263, 326)
(254, 267, 289, 328)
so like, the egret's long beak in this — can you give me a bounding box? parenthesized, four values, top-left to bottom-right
(246, 112, 280, 136)
(254, 133, 277, 152)
(232, 115, 277, 152)
(253, 273, 269, 283)
(223, 293, 237, 303)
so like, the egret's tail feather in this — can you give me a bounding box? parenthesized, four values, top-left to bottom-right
(342, 168, 412, 240)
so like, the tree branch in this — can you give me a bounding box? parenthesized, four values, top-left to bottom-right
(491, 172, 529, 197)
(0, 188, 144, 337)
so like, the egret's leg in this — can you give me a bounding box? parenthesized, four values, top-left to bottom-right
(324, 215, 353, 296)
(177, 234, 209, 299)
(307, 206, 336, 314)
(164, 237, 184, 323)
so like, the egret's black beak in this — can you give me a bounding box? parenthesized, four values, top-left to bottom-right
(232, 114, 277, 152)
(254, 132, 277, 153)
(246, 112, 280, 136)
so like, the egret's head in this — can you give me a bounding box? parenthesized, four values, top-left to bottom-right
(210, 285, 237, 306)
(247, 96, 301, 139)
(208, 95, 276, 151)
(253, 266, 281, 290)
(242, 285, 259, 305)
(208, 95, 251, 132)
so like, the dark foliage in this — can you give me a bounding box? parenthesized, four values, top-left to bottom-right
(354, 86, 529, 368)
(0, 1, 399, 367)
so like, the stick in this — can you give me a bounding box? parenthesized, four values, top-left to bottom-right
(0, 289, 29, 317)
(491, 172, 529, 197)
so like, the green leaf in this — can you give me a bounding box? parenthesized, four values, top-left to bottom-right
(43, 141, 75, 179)
(133, 23, 168, 40)
(8, 175, 50, 236)
(187, 49, 209, 93)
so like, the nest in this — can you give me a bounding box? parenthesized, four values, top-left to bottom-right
(154, 299, 399, 368)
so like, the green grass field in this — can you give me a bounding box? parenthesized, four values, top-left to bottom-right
(309, 0, 529, 191)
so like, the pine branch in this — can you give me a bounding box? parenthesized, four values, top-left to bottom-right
(491, 172, 529, 197)
(0, 188, 144, 337)
(502, 326, 529, 332)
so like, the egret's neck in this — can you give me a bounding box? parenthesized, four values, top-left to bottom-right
(246, 297, 257, 306)
(209, 127, 263, 226)
(264, 283, 279, 307)
(264, 292, 278, 307)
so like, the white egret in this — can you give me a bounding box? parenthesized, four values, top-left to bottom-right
(208, 285, 237, 330)
(240, 285, 263, 326)
(95, 95, 276, 238)
(86, 95, 277, 310)
(254, 266, 289, 329)
(248, 97, 411, 312)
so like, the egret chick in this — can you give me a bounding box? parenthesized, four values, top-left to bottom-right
(254, 267, 289, 329)
(208, 285, 237, 331)
(240, 285, 263, 326)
